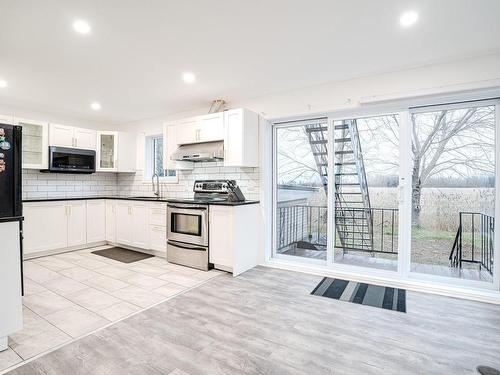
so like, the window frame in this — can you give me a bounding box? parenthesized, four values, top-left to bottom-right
(144, 134, 178, 183)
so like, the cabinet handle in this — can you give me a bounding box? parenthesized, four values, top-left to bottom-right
(75, 138, 78, 147)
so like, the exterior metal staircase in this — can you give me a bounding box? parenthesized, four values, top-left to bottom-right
(333, 120, 373, 253)
(305, 119, 374, 253)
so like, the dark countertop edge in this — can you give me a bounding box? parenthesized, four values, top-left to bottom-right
(22, 197, 260, 206)
(0, 216, 24, 223)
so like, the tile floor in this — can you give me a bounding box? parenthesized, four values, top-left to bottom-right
(0, 246, 223, 373)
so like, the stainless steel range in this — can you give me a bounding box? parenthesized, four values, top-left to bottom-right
(166, 180, 245, 270)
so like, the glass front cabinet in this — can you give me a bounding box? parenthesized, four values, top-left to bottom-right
(96, 131, 118, 172)
(16, 118, 49, 169)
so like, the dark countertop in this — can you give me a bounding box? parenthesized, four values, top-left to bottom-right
(0, 216, 23, 223)
(22, 196, 260, 206)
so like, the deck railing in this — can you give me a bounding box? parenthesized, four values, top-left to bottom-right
(449, 212, 494, 275)
(277, 204, 398, 254)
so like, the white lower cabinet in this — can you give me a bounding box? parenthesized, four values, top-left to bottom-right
(23, 202, 67, 255)
(86, 200, 106, 243)
(132, 202, 149, 249)
(115, 201, 133, 245)
(209, 204, 261, 276)
(67, 201, 87, 247)
(105, 200, 116, 243)
(149, 225, 167, 252)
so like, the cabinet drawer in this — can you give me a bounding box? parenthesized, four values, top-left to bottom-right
(149, 208, 166, 226)
(149, 225, 166, 252)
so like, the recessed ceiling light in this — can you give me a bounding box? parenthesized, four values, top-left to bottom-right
(73, 19, 91, 34)
(183, 72, 196, 84)
(90, 102, 101, 111)
(0, 79, 7, 88)
(400, 11, 418, 27)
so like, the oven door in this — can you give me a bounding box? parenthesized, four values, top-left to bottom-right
(167, 204, 208, 247)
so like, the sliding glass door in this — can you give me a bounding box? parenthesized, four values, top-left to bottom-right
(332, 114, 401, 271)
(409, 103, 496, 284)
(274, 118, 328, 263)
(272, 100, 498, 290)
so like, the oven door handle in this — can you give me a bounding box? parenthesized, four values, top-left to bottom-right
(167, 205, 207, 210)
(167, 241, 207, 252)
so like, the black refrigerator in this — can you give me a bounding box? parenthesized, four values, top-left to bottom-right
(0, 124, 22, 218)
(0, 123, 23, 294)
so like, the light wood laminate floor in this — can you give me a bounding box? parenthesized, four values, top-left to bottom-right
(5, 266, 500, 375)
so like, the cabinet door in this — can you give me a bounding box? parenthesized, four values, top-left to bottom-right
(23, 202, 67, 254)
(132, 202, 149, 248)
(105, 200, 116, 243)
(96, 132, 117, 171)
(74, 127, 96, 150)
(149, 225, 166, 253)
(67, 201, 87, 247)
(163, 122, 193, 170)
(49, 123, 74, 148)
(224, 109, 259, 167)
(87, 200, 106, 243)
(176, 118, 198, 145)
(115, 202, 133, 245)
(209, 205, 234, 268)
(197, 113, 224, 142)
(16, 118, 49, 169)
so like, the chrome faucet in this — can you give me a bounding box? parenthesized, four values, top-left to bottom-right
(152, 173, 160, 198)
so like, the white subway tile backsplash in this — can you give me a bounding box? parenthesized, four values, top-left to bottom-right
(22, 163, 260, 201)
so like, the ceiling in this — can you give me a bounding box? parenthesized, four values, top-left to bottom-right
(1, 0, 500, 124)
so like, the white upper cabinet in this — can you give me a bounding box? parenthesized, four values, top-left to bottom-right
(163, 122, 194, 170)
(223, 109, 259, 167)
(14, 118, 49, 169)
(74, 127, 96, 150)
(97, 131, 136, 172)
(163, 108, 260, 169)
(197, 112, 224, 142)
(175, 112, 224, 145)
(49, 124, 96, 150)
(49, 123, 74, 148)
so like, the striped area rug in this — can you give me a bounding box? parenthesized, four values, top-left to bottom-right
(311, 277, 406, 312)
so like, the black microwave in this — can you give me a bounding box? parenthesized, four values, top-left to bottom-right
(46, 146, 96, 173)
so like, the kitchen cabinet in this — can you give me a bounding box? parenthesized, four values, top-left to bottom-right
(149, 225, 166, 252)
(105, 200, 116, 243)
(67, 201, 87, 247)
(223, 108, 259, 167)
(114, 201, 150, 248)
(23, 202, 67, 255)
(14, 118, 49, 169)
(49, 124, 96, 150)
(96, 131, 136, 172)
(209, 204, 261, 276)
(115, 201, 133, 245)
(163, 122, 193, 170)
(175, 112, 224, 145)
(87, 200, 106, 243)
(132, 202, 149, 248)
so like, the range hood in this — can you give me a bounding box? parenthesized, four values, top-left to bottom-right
(171, 141, 224, 162)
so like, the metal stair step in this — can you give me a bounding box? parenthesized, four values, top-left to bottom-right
(335, 138, 351, 143)
(313, 152, 328, 156)
(338, 192, 362, 195)
(310, 140, 327, 145)
(336, 182, 360, 186)
(335, 150, 354, 155)
(305, 126, 328, 133)
(335, 173, 357, 176)
(335, 162, 356, 166)
(335, 124, 349, 130)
